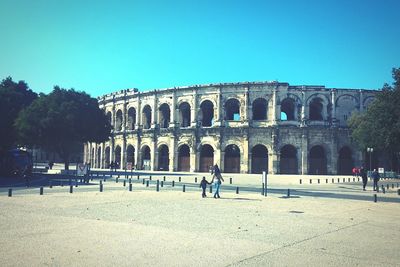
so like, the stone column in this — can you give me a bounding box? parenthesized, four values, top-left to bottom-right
(135, 138, 140, 170)
(248, 152, 252, 174)
(331, 89, 336, 125)
(329, 131, 338, 175)
(169, 137, 176, 171)
(301, 88, 306, 127)
(152, 94, 157, 129)
(122, 136, 126, 169)
(191, 89, 197, 128)
(359, 90, 364, 112)
(171, 90, 176, 128)
(214, 89, 222, 127)
(272, 87, 278, 125)
(136, 94, 141, 129)
(151, 140, 157, 171)
(301, 132, 308, 174)
(271, 130, 279, 174)
(242, 137, 249, 173)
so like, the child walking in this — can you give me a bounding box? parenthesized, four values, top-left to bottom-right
(199, 177, 211, 198)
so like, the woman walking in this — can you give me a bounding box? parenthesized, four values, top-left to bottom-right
(212, 164, 224, 198)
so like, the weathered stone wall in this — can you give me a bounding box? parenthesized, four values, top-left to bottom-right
(84, 82, 377, 175)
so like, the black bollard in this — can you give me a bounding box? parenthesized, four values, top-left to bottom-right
(70, 185, 73, 193)
(163, 176, 166, 181)
(310, 179, 312, 184)
(343, 178, 346, 183)
(353, 178, 355, 182)
(118, 174, 120, 178)
(195, 177, 197, 183)
(75, 180, 78, 187)
(146, 180, 149, 187)
(123, 180, 126, 187)
(183, 184, 186, 192)
(100, 183, 103, 192)
(209, 185, 212, 193)
(100, 180, 103, 185)
(179, 177, 181, 182)
(382, 186, 386, 194)
(129, 178, 131, 184)
(172, 180, 175, 187)
(142, 178, 145, 184)
(40, 187, 43, 195)
(337, 178, 340, 183)
(137, 175, 140, 180)
(149, 176, 152, 181)
(318, 179, 320, 184)
(332, 178, 334, 183)
(116, 178, 119, 183)
(230, 177, 232, 184)
(398, 189, 400, 195)
(387, 184, 389, 190)
(348, 178, 351, 182)
(236, 187, 239, 194)
(326, 179, 328, 183)
(287, 189, 290, 198)
(161, 181, 164, 187)
(129, 183, 133, 191)
(299, 179, 302, 184)
(8, 188, 12, 197)
(156, 180, 159, 192)
(374, 194, 377, 202)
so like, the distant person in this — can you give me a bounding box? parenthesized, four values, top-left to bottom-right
(371, 169, 380, 191)
(199, 177, 212, 198)
(48, 161, 54, 170)
(211, 164, 224, 198)
(352, 167, 357, 177)
(360, 167, 368, 191)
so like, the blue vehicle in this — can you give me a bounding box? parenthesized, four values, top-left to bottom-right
(0, 149, 33, 177)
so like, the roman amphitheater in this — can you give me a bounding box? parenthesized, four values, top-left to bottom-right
(84, 82, 377, 175)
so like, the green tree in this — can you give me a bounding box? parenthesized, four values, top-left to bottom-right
(0, 77, 37, 151)
(348, 68, 400, 170)
(15, 86, 111, 170)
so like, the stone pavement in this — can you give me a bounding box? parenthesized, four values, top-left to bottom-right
(0, 172, 399, 266)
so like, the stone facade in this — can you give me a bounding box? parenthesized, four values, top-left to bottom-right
(84, 82, 377, 175)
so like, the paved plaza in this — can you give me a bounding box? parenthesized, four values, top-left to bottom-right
(0, 171, 399, 266)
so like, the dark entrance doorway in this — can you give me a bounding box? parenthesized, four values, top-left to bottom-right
(126, 145, 135, 169)
(178, 145, 190, 171)
(158, 145, 169, 171)
(141, 146, 151, 170)
(337, 146, 353, 175)
(224, 145, 240, 173)
(200, 144, 214, 172)
(115, 146, 121, 169)
(280, 145, 298, 174)
(309, 145, 327, 174)
(105, 147, 110, 169)
(251, 145, 268, 174)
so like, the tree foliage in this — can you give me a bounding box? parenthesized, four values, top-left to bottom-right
(0, 77, 37, 150)
(15, 87, 111, 169)
(348, 68, 400, 166)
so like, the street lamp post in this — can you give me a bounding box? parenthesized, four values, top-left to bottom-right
(367, 147, 374, 173)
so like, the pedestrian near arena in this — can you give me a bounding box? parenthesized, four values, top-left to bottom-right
(371, 169, 380, 191)
(199, 177, 211, 198)
(211, 164, 224, 198)
(360, 167, 368, 191)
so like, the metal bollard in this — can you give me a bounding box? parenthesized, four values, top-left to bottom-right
(149, 176, 152, 181)
(146, 180, 149, 187)
(348, 178, 351, 182)
(398, 189, 400, 195)
(8, 188, 12, 197)
(172, 180, 175, 187)
(387, 184, 389, 190)
(382, 186, 386, 194)
(299, 179, 302, 184)
(287, 189, 290, 198)
(230, 177, 232, 184)
(179, 177, 181, 182)
(236, 187, 239, 194)
(337, 178, 340, 183)
(116, 178, 119, 183)
(326, 179, 328, 183)
(183, 185, 186, 192)
(100, 183, 103, 192)
(163, 176, 166, 181)
(332, 178, 334, 183)
(161, 181, 164, 187)
(129, 178, 131, 184)
(123, 180, 126, 187)
(317, 179, 320, 184)
(156, 180, 159, 192)
(195, 177, 197, 183)
(40, 187, 43, 195)
(374, 194, 377, 202)
(343, 178, 346, 183)
(70, 185, 73, 193)
(137, 175, 140, 180)
(310, 179, 312, 184)
(143, 179, 145, 185)
(129, 183, 132, 191)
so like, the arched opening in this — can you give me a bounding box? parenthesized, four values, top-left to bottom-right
(127, 107, 136, 130)
(158, 145, 169, 171)
(116, 110, 123, 131)
(97, 147, 101, 168)
(105, 146, 110, 168)
(251, 145, 268, 174)
(115, 146, 121, 169)
(224, 144, 240, 173)
(200, 144, 214, 172)
(280, 145, 298, 174)
(252, 98, 267, 120)
(142, 105, 152, 129)
(309, 145, 327, 174)
(225, 98, 240, 121)
(179, 102, 191, 128)
(337, 146, 353, 175)
(159, 103, 170, 129)
(126, 145, 135, 169)
(106, 112, 112, 126)
(309, 98, 324, 121)
(281, 98, 295, 121)
(178, 144, 190, 171)
(200, 100, 214, 127)
(141, 146, 151, 170)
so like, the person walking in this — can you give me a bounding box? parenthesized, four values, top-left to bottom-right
(360, 166, 368, 191)
(371, 169, 380, 191)
(199, 177, 211, 198)
(211, 164, 224, 198)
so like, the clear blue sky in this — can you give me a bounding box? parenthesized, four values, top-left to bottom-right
(1, 0, 399, 97)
